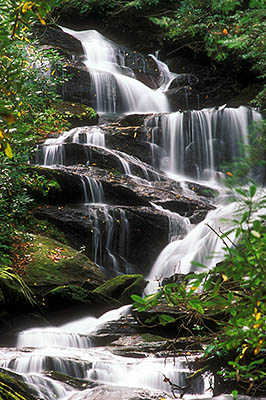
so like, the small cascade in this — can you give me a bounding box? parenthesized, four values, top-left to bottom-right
(70, 126, 106, 147)
(80, 175, 104, 203)
(60, 27, 171, 114)
(145, 106, 262, 180)
(151, 203, 191, 242)
(0, 304, 209, 399)
(36, 129, 162, 181)
(36, 126, 105, 166)
(146, 200, 238, 293)
(17, 328, 92, 349)
(149, 53, 199, 96)
(85, 205, 132, 275)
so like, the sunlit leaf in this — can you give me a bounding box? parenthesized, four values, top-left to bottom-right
(4, 142, 13, 158)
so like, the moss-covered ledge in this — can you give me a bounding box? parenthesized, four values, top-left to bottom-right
(93, 274, 147, 304)
(0, 369, 37, 400)
(22, 234, 105, 296)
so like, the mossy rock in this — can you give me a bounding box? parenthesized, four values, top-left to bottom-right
(93, 274, 147, 304)
(23, 234, 105, 295)
(52, 101, 99, 127)
(0, 369, 36, 400)
(44, 284, 120, 309)
(44, 284, 90, 308)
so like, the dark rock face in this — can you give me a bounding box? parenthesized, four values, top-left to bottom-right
(30, 164, 215, 217)
(33, 25, 84, 56)
(34, 205, 171, 277)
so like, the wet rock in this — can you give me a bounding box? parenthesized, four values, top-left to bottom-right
(33, 205, 170, 276)
(35, 142, 162, 180)
(32, 25, 83, 56)
(22, 234, 105, 296)
(0, 368, 37, 400)
(93, 274, 147, 304)
(25, 165, 84, 204)
(103, 122, 153, 166)
(71, 385, 172, 400)
(44, 370, 99, 391)
(44, 285, 121, 309)
(29, 165, 215, 220)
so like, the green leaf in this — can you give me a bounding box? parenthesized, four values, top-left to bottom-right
(213, 278, 221, 296)
(235, 188, 248, 198)
(159, 314, 176, 326)
(131, 294, 146, 304)
(249, 184, 257, 198)
(189, 299, 204, 314)
(4, 142, 13, 158)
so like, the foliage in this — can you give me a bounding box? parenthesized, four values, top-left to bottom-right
(0, 265, 36, 307)
(148, 0, 266, 109)
(132, 183, 266, 393)
(0, 153, 34, 265)
(0, 0, 71, 308)
(0, 0, 51, 154)
(222, 120, 266, 187)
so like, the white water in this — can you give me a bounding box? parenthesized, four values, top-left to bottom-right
(146, 199, 237, 293)
(0, 304, 211, 399)
(81, 175, 104, 203)
(61, 27, 170, 114)
(85, 205, 132, 275)
(2, 27, 265, 400)
(145, 106, 262, 179)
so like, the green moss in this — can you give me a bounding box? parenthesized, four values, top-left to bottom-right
(0, 371, 36, 400)
(45, 284, 90, 308)
(52, 101, 99, 127)
(44, 284, 121, 309)
(140, 333, 169, 342)
(23, 234, 105, 294)
(93, 274, 147, 304)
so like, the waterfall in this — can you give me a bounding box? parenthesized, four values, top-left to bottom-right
(60, 27, 171, 114)
(85, 206, 132, 275)
(35, 126, 105, 166)
(0, 305, 210, 399)
(146, 200, 237, 293)
(1, 25, 264, 400)
(81, 176, 104, 203)
(145, 106, 262, 180)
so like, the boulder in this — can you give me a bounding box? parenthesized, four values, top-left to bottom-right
(32, 25, 84, 56)
(93, 274, 147, 304)
(44, 284, 120, 309)
(22, 234, 105, 296)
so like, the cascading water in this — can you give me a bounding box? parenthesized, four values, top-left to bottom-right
(145, 106, 262, 180)
(60, 27, 171, 114)
(1, 25, 264, 400)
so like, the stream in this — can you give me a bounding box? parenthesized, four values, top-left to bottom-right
(0, 26, 264, 399)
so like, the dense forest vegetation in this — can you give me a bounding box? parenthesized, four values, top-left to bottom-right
(0, 0, 265, 396)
